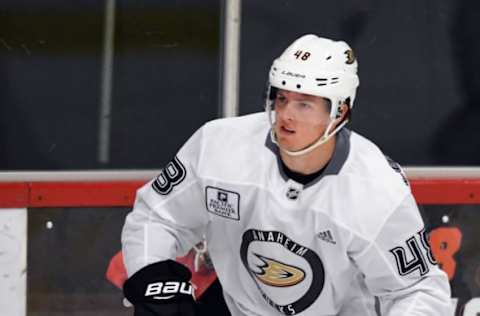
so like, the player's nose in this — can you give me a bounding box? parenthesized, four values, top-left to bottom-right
(277, 102, 295, 122)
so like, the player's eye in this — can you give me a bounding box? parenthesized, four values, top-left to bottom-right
(276, 95, 287, 103)
(298, 102, 312, 109)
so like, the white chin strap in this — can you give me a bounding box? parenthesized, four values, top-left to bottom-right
(270, 119, 348, 157)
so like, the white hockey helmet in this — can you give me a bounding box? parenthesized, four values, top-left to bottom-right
(266, 34, 360, 156)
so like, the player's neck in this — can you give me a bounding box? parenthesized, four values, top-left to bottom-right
(280, 136, 336, 175)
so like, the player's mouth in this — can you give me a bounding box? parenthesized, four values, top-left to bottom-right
(280, 126, 295, 134)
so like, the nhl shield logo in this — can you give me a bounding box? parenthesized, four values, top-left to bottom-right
(286, 187, 300, 200)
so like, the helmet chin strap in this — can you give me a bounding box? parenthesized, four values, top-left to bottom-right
(270, 119, 348, 157)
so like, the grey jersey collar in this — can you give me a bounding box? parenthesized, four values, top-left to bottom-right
(265, 128, 351, 187)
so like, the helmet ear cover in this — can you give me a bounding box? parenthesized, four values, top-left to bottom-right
(334, 98, 352, 122)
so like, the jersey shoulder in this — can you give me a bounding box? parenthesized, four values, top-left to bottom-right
(342, 131, 409, 192)
(329, 131, 412, 241)
(202, 112, 269, 136)
(196, 112, 272, 181)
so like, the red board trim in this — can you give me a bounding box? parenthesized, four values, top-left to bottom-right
(0, 183, 29, 208)
(1, 179, 480, 208)
(411, 179, 480, 204)
(0, 181, 146, 208)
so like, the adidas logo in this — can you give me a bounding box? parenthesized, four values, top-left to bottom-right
(316, 230, 336, 244)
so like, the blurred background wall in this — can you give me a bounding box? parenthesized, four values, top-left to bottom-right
(0, 0, 221, 170)
(1, 0, 479, 170)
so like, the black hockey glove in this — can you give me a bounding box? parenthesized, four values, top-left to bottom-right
(123, 260, 196, 316)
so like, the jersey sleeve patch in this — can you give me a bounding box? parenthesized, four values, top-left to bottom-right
(205, 186, 240, 221)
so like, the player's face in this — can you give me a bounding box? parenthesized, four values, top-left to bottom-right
(274, 89, 331, 151)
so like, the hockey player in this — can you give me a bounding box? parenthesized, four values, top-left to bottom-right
(121, 34, 452, 315)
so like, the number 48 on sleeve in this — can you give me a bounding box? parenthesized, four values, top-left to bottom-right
(389, 227, 461, 279)
(390, 229, 437, 277)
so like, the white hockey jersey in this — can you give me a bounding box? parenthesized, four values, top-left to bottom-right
(122, 112, 452, 316)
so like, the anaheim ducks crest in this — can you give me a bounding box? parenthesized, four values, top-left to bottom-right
(252, 253, 305, 287)
(240, 229, 325, 315)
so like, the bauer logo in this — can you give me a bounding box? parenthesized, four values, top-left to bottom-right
(205, 186, 240, 221)
(144, 281, 193, 300)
